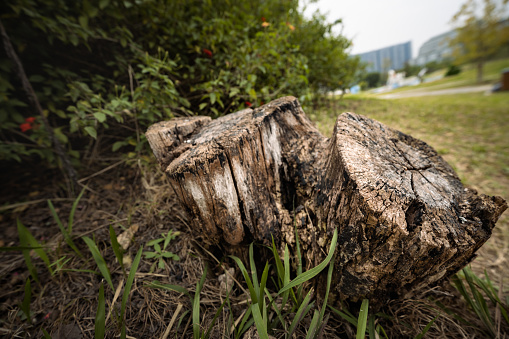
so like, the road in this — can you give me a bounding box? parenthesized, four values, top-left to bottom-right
(378, 84, 493, 99)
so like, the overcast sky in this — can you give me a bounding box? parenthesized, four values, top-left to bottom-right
(303, 0, 467, 58)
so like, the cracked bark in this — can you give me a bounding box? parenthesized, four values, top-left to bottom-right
(146, 96, 507, 305)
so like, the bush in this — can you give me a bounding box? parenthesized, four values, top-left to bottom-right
(0, 0, 360, 167)
(445, 64, 462, 77)
(362, 72, 382, 89)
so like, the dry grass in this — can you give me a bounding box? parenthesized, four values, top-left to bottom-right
(0, 91, 508, 338)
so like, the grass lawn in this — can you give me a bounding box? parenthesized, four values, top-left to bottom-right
(373, 57, 509, 94)
(309, 91, 509, 282)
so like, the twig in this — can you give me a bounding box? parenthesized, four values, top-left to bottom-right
(0, 19, 79, 192)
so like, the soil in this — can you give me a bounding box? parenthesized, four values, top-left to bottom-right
(0, 155, 506, 338)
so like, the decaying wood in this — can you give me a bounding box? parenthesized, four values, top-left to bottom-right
(146, 96, 507, 304)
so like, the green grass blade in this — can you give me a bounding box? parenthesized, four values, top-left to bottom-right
(68, 188, 85, 233)
(295, 225, 303, 302)
(377, 324, 389, 339)
(414, 315, 438, 339)
(463, 268, 494, 334)
(82, 236, 113, 290)
(319, 256, 335, 323)
(176, 310, 190, 337)
(368, 314, 376, 339)
(109, 226, 124, 270)
(328, 304, 358, 326)
(356, 299, 369, 339)
(20, 278, 32, 323)
(193, 265, 207, 339)
(95, 282, 105, 339)
(264, 288, 285, 332)
(120, 246, 143, 339)
(49, 199, 83, 257)
(230, 255, 257, 304)
(279, 228, 337, 295)
(42, 328, 52, 339)
(259, 262, 270, 312)
(288, 288, 314, 337)
(271, 236, 285, 286)
(235, 307, 253, 339)
(305, 309, 320, 339)
(17, 219, 46, 281)
(251, 303, 269, 339)
(204, 288, 231, 339)
(249, 244, 260, 303)
(18, 223, 37, 282)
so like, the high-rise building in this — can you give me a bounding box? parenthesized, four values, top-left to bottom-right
(414, 30, 457, 66)
(357, 41, 412, 73)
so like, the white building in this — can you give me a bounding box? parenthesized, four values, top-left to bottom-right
(413, 30, 457, 66)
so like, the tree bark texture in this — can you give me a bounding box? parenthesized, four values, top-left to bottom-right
(146, 96, 507, 304)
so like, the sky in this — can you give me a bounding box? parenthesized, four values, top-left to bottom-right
(303, 0, 467, 58)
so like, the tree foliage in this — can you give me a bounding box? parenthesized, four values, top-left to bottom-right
(449, 0, 509, 82)
(0, 0, 360, 166)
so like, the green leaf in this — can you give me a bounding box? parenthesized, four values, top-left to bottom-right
(210, 92, 216, 105)
(79, 16, 89, 29)
(82, 236, 113, 290)
(20, 278, 32, 323)
(414, 316, 438, 339)
(288, 288, 314, 338)
(109, 225, 124, 270)
(306, 309, 320, 339)
(85, 126, 97, 139)
(93, 112, 107, 123)
(356, 299, 369, 339)
(112, 141, 126, 152)
(17, 219, 51, 281)
(68, 188, 85, 234)
(144, 251, 158, 259)
(193, 265, 208, 339)
(120, 247, 143, 339)
(251, 304, 269, 339)
(279, 228, 337, 294)
(328, 304, 358, 327)
(229, 87, 240, 98)
(99, 0, 110, 9)
(230, 255, 257, 304)
(95, 282, 105, 339)
(48, 199, 83, 257)
(248, 88, 257, 100)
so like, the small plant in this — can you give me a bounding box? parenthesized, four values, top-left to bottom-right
(47, 188, 85, 258)
(449, 266, 509, 337)
(228, 228, 338, 338)
(148, 264, 229, 339)
(144, 230, 180, 272)
(83, 236, 114, 290)
(17, 219, 53, 282)
(19, 278, 32, 323)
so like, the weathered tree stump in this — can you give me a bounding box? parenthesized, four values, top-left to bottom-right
(146, 96, 507, 304)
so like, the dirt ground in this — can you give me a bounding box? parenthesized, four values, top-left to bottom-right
(0, 149, 507, 338)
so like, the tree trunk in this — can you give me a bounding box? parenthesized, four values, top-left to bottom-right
(146, 96, 507, 305)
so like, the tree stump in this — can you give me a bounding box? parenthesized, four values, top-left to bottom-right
(146, 96, 507, 304)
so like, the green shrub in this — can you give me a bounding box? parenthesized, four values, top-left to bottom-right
(0, 0, 360, 167)
(445, 64, 462, 77)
